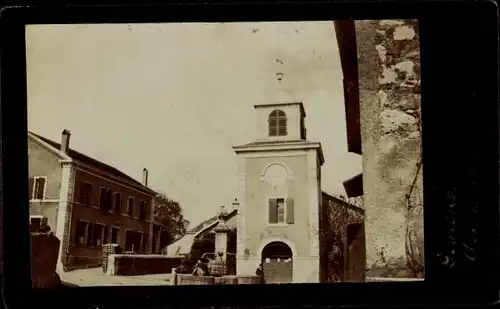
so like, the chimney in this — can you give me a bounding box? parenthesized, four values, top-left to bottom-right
(142, 168, 149, 186)
(61, 129, 71, 154)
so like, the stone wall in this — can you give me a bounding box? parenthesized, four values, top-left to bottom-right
(31, 232, 61, 288)
(106, 254, 182, 276)
(355, 19, 424, 278)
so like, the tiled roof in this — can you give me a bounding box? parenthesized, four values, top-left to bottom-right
(30, 132, 153, 192)
(187, 209, 237, 233)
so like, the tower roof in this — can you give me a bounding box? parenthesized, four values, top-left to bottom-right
(253, 101, 306, 118)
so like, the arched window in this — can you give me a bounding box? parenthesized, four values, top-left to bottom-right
(268, 109, 287, 136)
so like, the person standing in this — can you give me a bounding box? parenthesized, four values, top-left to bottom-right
(255, 262, 264, 284)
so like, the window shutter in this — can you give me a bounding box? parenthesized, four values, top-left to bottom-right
(86, 223, 93, 246)
(103, 227, 109, 244)
(269, 198, 278, 223)
(37, 178, 46, 199)
(286, 198, 295, 224)
(107, 190, 113, 210)
(28, 177, 34, 199)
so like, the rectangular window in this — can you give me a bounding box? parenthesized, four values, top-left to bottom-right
(114, 193, 122, 213)
(111, 227, 119, 244)
(99, 188, 108, 210)
(268, 198, 294, 224)
(276, 198, 285, 223)
(139, 201, 147, 220)
(86, 223, 94, 246)
(91, 224, 105, 246)
(79, 182, 93, 205)
(106, 189, 113, 211)
(127, 197, 135, 216)
(74, 220, 89, 245)
(30, 177, 46, 200)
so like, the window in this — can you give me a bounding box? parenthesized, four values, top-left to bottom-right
(79, 182, 93, 205)
(268, 198, 294, 224)
(111, 227, 120, 244)
(106, 189, 113, 211)
(103, 226, 109, 244)
(127, 197, 135, 216)
(99, 188, 107, 210)
(114, 193, 122, 213)
(125, 230, 142, 252)
(268, 109, 287, 137)
(29, 177, 46, 200)
(74, 220, 89, 245)
(99, 188, 113, 210)
(91, 224, 105, 246)
(139, 201, 147, 220)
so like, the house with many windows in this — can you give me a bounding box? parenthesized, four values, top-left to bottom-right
(28, 129, 163, 271)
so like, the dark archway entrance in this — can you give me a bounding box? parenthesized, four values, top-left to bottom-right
(261, 241, 293, 284)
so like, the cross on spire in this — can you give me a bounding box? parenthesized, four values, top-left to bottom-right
(276, 57, 284, 85)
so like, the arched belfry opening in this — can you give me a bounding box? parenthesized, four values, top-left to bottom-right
(261, 241, 293, 284)
(268, 109, 287, 137)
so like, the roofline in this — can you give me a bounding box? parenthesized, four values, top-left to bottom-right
(333, 20, 362, 155)
(170, 209, 237, 245)
(28, 132, 72, 161)
(28, 132, 157, 196)
(233, 141, 325, 166)
(254, 102, 306, 118)
(321, 190, 364, 213)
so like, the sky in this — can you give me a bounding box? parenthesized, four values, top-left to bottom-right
(25, 21, 362, 227)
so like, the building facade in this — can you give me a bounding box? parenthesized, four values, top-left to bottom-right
(233, 100, 324, 283)
(28, 130, 158, 271)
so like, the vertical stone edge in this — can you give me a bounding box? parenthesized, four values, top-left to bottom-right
(55, 161, 75, 272)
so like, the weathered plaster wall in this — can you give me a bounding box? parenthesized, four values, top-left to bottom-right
(355, 19, 424, 278)
(243, 155, 310, 256)
(235, 149, 322, 282)
(28, 138, 64, 233)
(28, 138, 63, 199)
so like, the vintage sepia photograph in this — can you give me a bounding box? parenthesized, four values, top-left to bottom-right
(26, 20, 423, 288)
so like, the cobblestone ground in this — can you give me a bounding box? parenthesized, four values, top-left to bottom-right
(59, 267, 175, 286)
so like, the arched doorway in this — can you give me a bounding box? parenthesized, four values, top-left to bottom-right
(261, 241, 293, 284)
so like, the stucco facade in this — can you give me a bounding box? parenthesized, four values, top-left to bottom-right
(28, 137, 63, 232)
(233, 102, 324, 283)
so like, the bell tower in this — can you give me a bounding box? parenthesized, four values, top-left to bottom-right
(232, 62, 324, 283)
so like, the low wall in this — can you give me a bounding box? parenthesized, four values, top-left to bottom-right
(176, 274, 214, 285)
(106, 254, 183, 276)
(30, 232, 61, 288)
(174, 274, 260, 285)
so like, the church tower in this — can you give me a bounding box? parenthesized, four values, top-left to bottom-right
(232, 70, 324, 283)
